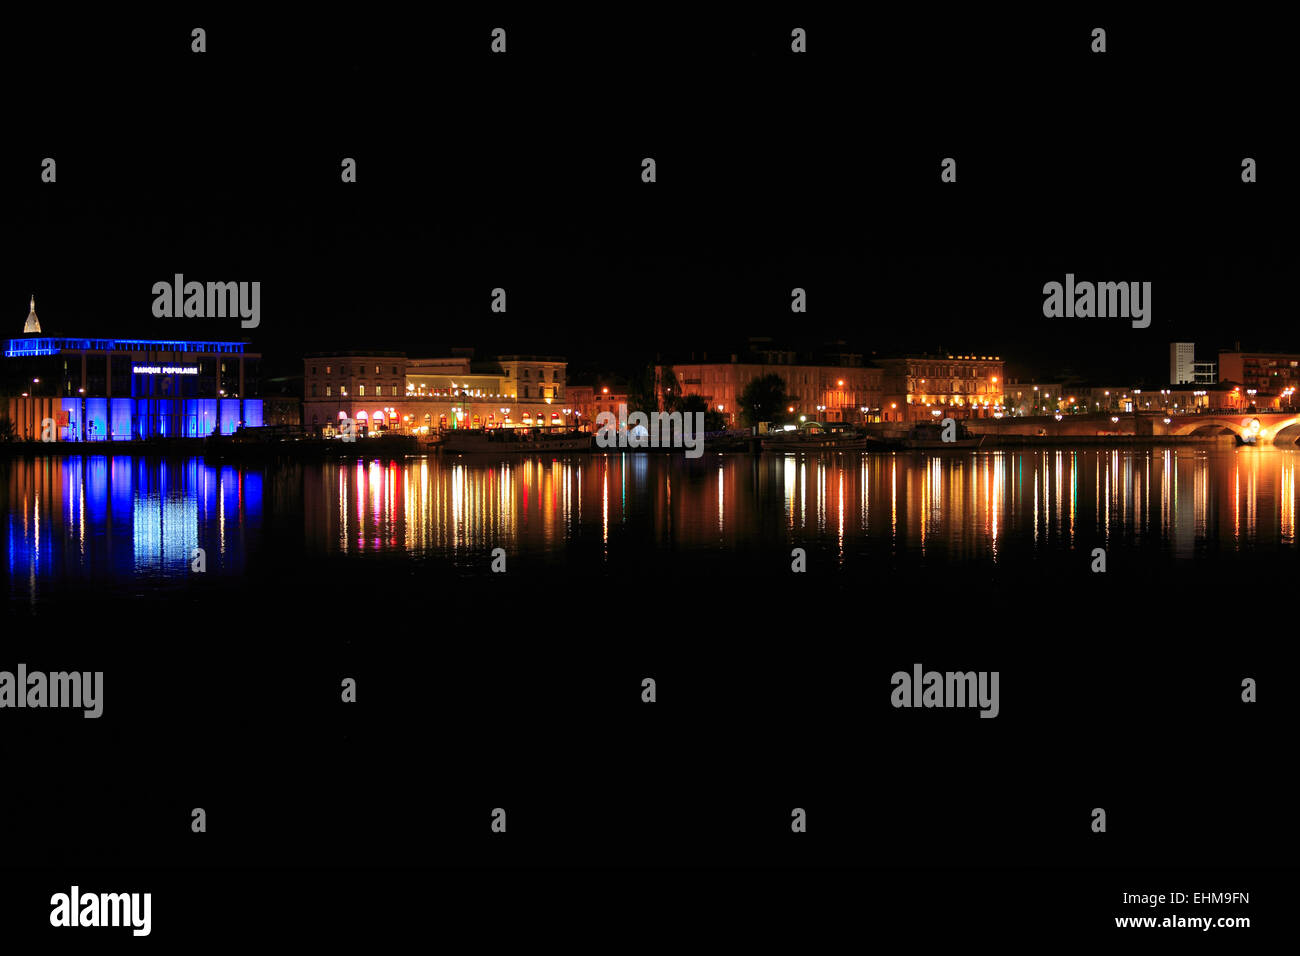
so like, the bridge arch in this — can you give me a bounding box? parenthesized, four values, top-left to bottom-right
(1264, 417, 1300, 447)
(1170, 418, 1245, 438)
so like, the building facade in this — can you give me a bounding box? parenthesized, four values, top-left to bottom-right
(1003, 381, 1068, 416)
(876, 354, 1005, 422)
(565, 384, 625, 432)
(1169, 342, 1196, 384)
(302, 352, 571, 433)
(657, 359, 884, 426)
(1192, 360, 1218, 385)
(1217, 351, 1300, 405)
(3, 297, 262, 440)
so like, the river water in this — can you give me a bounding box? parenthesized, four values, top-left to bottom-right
(4, 445, 1297, 608)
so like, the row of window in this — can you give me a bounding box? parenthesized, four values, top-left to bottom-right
(311, 384, 402, 397)
(907, 378, 996, 390)
(309, 364, 567, 381)
(311, 364, 402, 376)
(506, 367, 562, 381)
(908, 366, 997, 379)
(307, 384, 568, 399)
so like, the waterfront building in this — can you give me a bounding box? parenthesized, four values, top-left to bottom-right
(2, 297, 263, 440)
(876, 353, 1005, 422)
(565, 384, 624, 432)
(1003, 381, 1068, 416)
(657, 353, 884, 426)
(1217, 350, 1300, 405)
(302, 351, 570, 433)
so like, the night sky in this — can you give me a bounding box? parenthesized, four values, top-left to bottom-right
(5, 13, 1294, 387)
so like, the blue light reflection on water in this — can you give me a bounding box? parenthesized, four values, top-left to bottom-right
(6, 456, 262, 601)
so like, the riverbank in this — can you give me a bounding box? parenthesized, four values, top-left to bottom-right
(0, 436, 424, 460)
(2, 431, 1291, 460)
(976, 434, 1242, 448)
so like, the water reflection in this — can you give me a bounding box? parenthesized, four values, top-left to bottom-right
(5, 456, 261, 603)
(5, 447, 1299, 603)
(302, 447, 1300, 566)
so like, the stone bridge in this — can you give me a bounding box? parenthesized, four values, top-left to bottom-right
(966, 412, 1300, 445)
(1163, 412, 1300, 445)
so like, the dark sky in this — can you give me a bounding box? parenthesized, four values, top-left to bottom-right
(4, 13, 1295, 387)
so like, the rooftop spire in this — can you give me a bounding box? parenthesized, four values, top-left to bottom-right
(23, 294, 41, 335)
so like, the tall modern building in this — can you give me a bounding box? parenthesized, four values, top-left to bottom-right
(3, 296, 263, 440)
(1192, 359, 1218, 385)
(1169, 342, 1196, 384)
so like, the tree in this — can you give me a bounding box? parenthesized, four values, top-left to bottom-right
(0, 416, 15, 443)
(625, 363, 659, 415)
(737, 374, 794, 428)
(659, 367, 683, 412)
(678, 393, 728, 432)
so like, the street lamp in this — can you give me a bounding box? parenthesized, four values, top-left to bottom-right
(25, 378, 40, 439)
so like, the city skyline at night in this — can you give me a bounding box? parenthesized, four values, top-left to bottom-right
(3, 9, 1295, 946)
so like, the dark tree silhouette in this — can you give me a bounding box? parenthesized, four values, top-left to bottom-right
(737, 374, 794, 428)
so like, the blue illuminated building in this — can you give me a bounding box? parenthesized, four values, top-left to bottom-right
(3, 296, 263, 440)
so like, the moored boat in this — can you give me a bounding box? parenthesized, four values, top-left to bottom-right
(761, 429, 882, 451)
(436, 427, 593, 454)
(899, 421, 985, 449)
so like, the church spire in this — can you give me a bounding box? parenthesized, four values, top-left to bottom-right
(23, 294, 41, 334)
